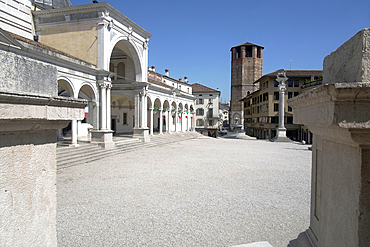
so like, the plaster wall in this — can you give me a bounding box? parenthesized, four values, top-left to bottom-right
(40, 24, 98, 65)
(0, 130, 57, 247)
(0, 50, 57, 96)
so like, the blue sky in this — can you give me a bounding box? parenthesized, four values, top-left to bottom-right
(72, 0, 369, 103)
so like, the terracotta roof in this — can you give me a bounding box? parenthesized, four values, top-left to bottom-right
(4, 30, 94, 66)
(192, 83, 219, 93)
(255, 69, 323, 83)
(148, 78, 173, 90)
(231, 41, 264, 50)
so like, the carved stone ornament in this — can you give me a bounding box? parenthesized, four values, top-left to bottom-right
(127, 26, 133, 40)
(276, 69, 288, 85)
(143, 39, 149, 50)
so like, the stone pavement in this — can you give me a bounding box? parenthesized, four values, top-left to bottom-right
(57, 137, 312, 247)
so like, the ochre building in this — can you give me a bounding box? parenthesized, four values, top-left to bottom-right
(242, 70, 322, 142)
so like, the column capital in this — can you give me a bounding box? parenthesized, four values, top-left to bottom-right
(98, 82, 111, 89)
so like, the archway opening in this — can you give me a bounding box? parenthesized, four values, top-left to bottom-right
(111, 94, 135, 135)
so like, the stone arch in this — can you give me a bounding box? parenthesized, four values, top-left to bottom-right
(77, 82, 98, 101)
(108, 36, 143, 82)
(57, 77, 76, 98)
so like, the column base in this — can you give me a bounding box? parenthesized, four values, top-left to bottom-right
(288, 228, 317, 247)
(69, 143, 80, 147)
(90, 130, 115, 149)
(133, 128, 150, 142)
(273, 127, 292, 142)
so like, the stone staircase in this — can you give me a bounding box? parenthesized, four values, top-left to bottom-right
(57, 132, 203, 170)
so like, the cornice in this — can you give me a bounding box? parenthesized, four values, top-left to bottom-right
(32, 3, 152, 39)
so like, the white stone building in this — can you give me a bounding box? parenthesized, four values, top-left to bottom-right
(192, 83, 221, 137)
(0, 0, 196, 148)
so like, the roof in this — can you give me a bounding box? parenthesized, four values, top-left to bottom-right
(230, 41, 264, 50)
(255, 69, 323, 83)
(191, 83, 219, 93)
(148, 78, 173, 90)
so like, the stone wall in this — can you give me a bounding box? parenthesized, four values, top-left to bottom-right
(0, 50, 57, 96)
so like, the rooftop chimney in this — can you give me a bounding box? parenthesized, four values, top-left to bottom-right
(179, 78, 182, 82)
(151, 66, 155, 72)
(165, 69, 169, 76)
(184, 76, 188, 83)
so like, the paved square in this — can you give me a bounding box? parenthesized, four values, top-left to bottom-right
(57, 137, 311, 247)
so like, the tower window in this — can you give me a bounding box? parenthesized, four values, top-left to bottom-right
(246, 46, 252, 57)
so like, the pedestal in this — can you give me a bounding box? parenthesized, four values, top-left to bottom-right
(133, 128, 150, 142)
(274, 127, 291, 142)
(288, 83, 370, 247)
(90, 130, 115, 149)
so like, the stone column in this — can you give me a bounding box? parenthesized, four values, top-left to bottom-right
(275, 69, 291, 142)
(159, 108, 163, 135)
(166, 108, 170, 134)
(288, 28, 370, 247)
(90, 76, 114, 149)
(140, 91, 146, 128)
(134, 90, 140, 128)
(106, 82, 112, 130)
(150, 107, 153, 136)
(70, 120, 78, 147)
(100, 83, 107, 130)
(132, 87, 150, 142)
(175, 111, 178, 132)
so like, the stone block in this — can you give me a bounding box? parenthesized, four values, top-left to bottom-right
(323, 28, 370, 84)
(0, 50, 57, 96)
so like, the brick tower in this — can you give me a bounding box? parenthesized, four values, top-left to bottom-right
(230, 42, 264, 129)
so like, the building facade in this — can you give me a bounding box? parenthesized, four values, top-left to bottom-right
(242, 70, 322, 142)
(192, 83, 221, 137)
(230, 41, 264, 129)
(0, 0, 198, 147)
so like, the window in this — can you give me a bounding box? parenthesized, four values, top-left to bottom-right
(262, 83, 265, 90)
(288, 92, 293, 99)
(263, 93, 268, 101)
(266, 103, 269, 111)
(274, 80, 279, 87)
(294, 92, 299, 97)
(123, 113, 127, 124)
(209, 94, 213, 96)
(187, 88, 189, 93)
(274, 103, 279, 112)
(209, 120, 213, 126)
(266, 82, 269, 88)
(196, 119, 204, 126)
(288, 106, 292, 112)
(209, 98, 213, 104)
(274, 92, 279, 100)
(244, 102, 247, 108)
(288, 80, 293, 87)
(117, 62, 125, 77)
(196, 108, 204, 116)
(259, 95, 262, 102)
(271, 116, 279, 123)
(208, 109, 213, 118)
(294, 80, 299, 87)
(179, 85, 181, 90)
(287, 116, 293, 124)
(197, 98, 204, 104)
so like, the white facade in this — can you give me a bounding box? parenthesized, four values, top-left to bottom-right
(0, 2, 196, 146)
(192, 83, 221, 136)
